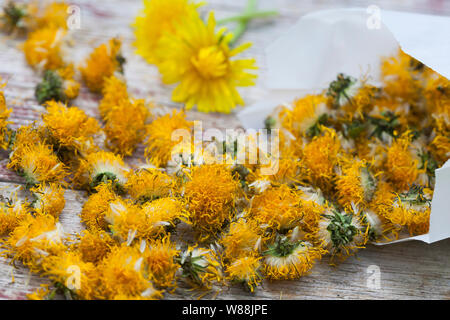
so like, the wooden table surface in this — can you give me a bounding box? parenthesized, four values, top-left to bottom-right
(0, 0, 449, 300)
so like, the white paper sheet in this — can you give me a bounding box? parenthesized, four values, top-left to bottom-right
(237, 8, 450, 244)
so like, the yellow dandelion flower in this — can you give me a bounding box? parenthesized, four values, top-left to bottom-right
(250, 184, 319, 233)
(226, 256, 262, 292)
(335, 158, 377, 208)
(302, 127, 341, 191)
(178, 246, 223, 290)
(80, 182, 117, 230)
(23, 27, 65, 70)
(35, 64, 81, 104)
(424, 73, 450, 110)
(30, 183, 65, 219)
(280, 94, 329, 138)
(97, 244, 163, 300)
(133, 0, 202, 65)
(144, 110, 192, 167)
(262, 236, 324, 280)
(141, 236, 180, 290)
(155, 12, 257, 113)
(220, 218, 262, 261)
(342, 84, 377, 119)
(251, 158, 304, 187)
(26, 284, 51, 300)
(103, 98, 149, 156)
(42, 101, 100, 154)
(106, 197, 184, 242)
(5, 214, 67, 270)
(0, 199, 28, 236)
(317, 208, 366, 259)
(360, 208, 394, 243)
(381, 49, 422, 105)
(76, 229, 114, 264)
(0, 81, 12, 150)
(99, 76, 129, 119)
(125, 167, 176, 203)
(430, 133, 450, 164)
(40, 250, 97, 300)
(385, 133, 422, 190)
(383, 185, 431, 236)
(104, 199, 144, 242)
(75, 150, 130, 192)
(8, 142, 66, 186)
(368, 180, 400, 241)
(79, 38, 124, 93)
(34, 1, 69, 30)
(141, 197, 186, 235)
(184, 164, 239, 240)
(8, 124, 44, 166)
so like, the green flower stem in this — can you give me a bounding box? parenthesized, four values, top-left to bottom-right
(217, 0, 278, 46)
(217, 10, 279, 25)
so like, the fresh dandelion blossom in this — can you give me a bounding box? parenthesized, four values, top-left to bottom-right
(155, 12, 257, 113)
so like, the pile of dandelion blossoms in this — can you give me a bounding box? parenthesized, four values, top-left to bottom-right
(0, 1, 448, 300)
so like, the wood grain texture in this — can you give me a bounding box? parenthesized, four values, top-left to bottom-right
(0, 0, 449, 300)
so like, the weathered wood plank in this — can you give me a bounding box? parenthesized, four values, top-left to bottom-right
(0, 0, 449, 300)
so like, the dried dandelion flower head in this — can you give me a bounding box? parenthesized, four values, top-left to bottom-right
(8, 124, 44, 164)
(250, 184, 319, 234)
(141, 237, 180, 290)
(8, 142, 66, 186)
(302, 127, 341, 190)
(335, 158, 377, 208)
(140, 197, 186, 236)
(103, 98, 150, 156)
(262, 236, 324, 280)
(381, 49, 422, 105)
(125, 167, 176, 203)
(26, 284, 51, 300)
(0, 1, 31, 34)
(155, 12, 257, 113)
(99, 76, 129, 119)
(144, 110, 193, 167)
(40, 250, 97, 300)
(184, 164, 239, 240)
(23, 27, 66, 70)
(106, 197, 184, 243)
(0, 196, 29, 236)
(80, 182, 118, 231)
(226, 256, 262, 292)
(75, 150, 130, 192)
(280, 94, 329, 138)
(76, 229, 114, 264)
(385, 132, 423, 190)
(133, 0, 202, 65)
(79, 38, 124, 93)
(31, 183, 65, 219)
(178, 246, 223, 290)
(220, 218, 262, 261)
(42, 101, 100, 154)
(34, 1, 70, 30)
(383, 185, 432, 236)
(0, 81, 12, 150)
(35, 65, 81, 104)
(5, 214, 67, 269)
(317, 208, 366, 259)
(96, 244, 163, 300)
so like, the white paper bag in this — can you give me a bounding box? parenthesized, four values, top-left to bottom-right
(237, 8, 450, 244)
